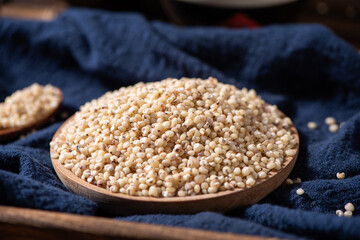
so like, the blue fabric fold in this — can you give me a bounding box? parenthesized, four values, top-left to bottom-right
(0, 8, 359, 239)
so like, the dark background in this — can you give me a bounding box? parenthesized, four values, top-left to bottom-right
(0, 0, 359, 48)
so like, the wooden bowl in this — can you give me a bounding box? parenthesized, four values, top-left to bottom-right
(51, 110, 299, 215)
(0, 87, 63, 142)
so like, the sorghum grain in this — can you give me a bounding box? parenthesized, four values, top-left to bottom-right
(307, 122, 317, 130)
(51, 77, 297, 197)
(0, 83, 62, 129)
(336, 172, 345, 179)
(345, 203, 355, 212)
(296, 188, 304, 195)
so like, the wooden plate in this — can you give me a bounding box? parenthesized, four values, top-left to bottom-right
(0, 87, 63, 142)
(51, 110, 299, 215)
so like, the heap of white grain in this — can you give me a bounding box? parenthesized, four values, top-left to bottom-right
(0, 83, 62, 129)
(50, 77, 297, 197)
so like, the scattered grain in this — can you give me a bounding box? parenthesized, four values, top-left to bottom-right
(344, 211, 353, 217)
(296, 188, 304, 195)
(307, 121, 317, 130)
(336, 209, 344, 217)
(293, 178, 302, 183)
(336, 172, 345, 179)
(325, 117, 336, 125)
(285, 178, 294, 185)
(329, 124, 339, 133)
(345, 203, 354, 212)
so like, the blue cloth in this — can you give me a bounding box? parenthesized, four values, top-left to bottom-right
(0, 8, 359, 239)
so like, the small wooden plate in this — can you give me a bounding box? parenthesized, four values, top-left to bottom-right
(0, 87, 63, 142)
(51, 110, 299, 215)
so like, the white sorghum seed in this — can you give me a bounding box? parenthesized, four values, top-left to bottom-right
(75, 168, 82, 177)
(165, 130, 175, 138)
(177, 190, 186, 197)
(194, 184, 201, 193)
(285, 149, 296, 157)
(296, 188, 304, 195)
(148, 186, 158, 197)
(285, 178, 293, 185)
(208, 187, 218, 193)
(209, 141, 216, 149)
(233, 167, 241, 175)
(345, 203, 355, 212)
(214, 147, 223, 155)
(293, 178, 302, 183)
(0, 83, 62, 129)
(258, 171, 267, 179)
(242, 167, 251, 177)
(64, 163, 74, 169)
(336, 209, 344, 217)
(51, 77, 297, 198)
(336, 172, 345, 179)
(307, 121, 317, 130)
(266, 162, 276, 170)
(194, 175, 205, 184)
(325, 117, 336, 125)
(246, 178, 255, 186)
(110, 185, 119, 193)
(329, 124, 339, 133)
(83, 170, 91, 178)
(344, 211, 353, 217)
(193, 143, 204, 152)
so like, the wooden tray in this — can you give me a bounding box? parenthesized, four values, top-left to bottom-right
(0, 206, 279, 240)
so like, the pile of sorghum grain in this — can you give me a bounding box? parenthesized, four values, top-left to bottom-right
(50, 77, 298, 198)
(0, 83, 62, 129)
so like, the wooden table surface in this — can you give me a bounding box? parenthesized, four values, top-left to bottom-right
(0, 206, 279, 240)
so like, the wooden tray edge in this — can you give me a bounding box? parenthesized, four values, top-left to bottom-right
(0, 206, 280, 240)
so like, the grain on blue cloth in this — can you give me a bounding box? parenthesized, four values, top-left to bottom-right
(0, 8, 360, 240)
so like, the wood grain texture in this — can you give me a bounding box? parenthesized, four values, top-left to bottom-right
(0, 87, 63, 142)
(0, 206, 279, 240)
(0, 0, 67, 21)
(51, 109, 299, 215)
